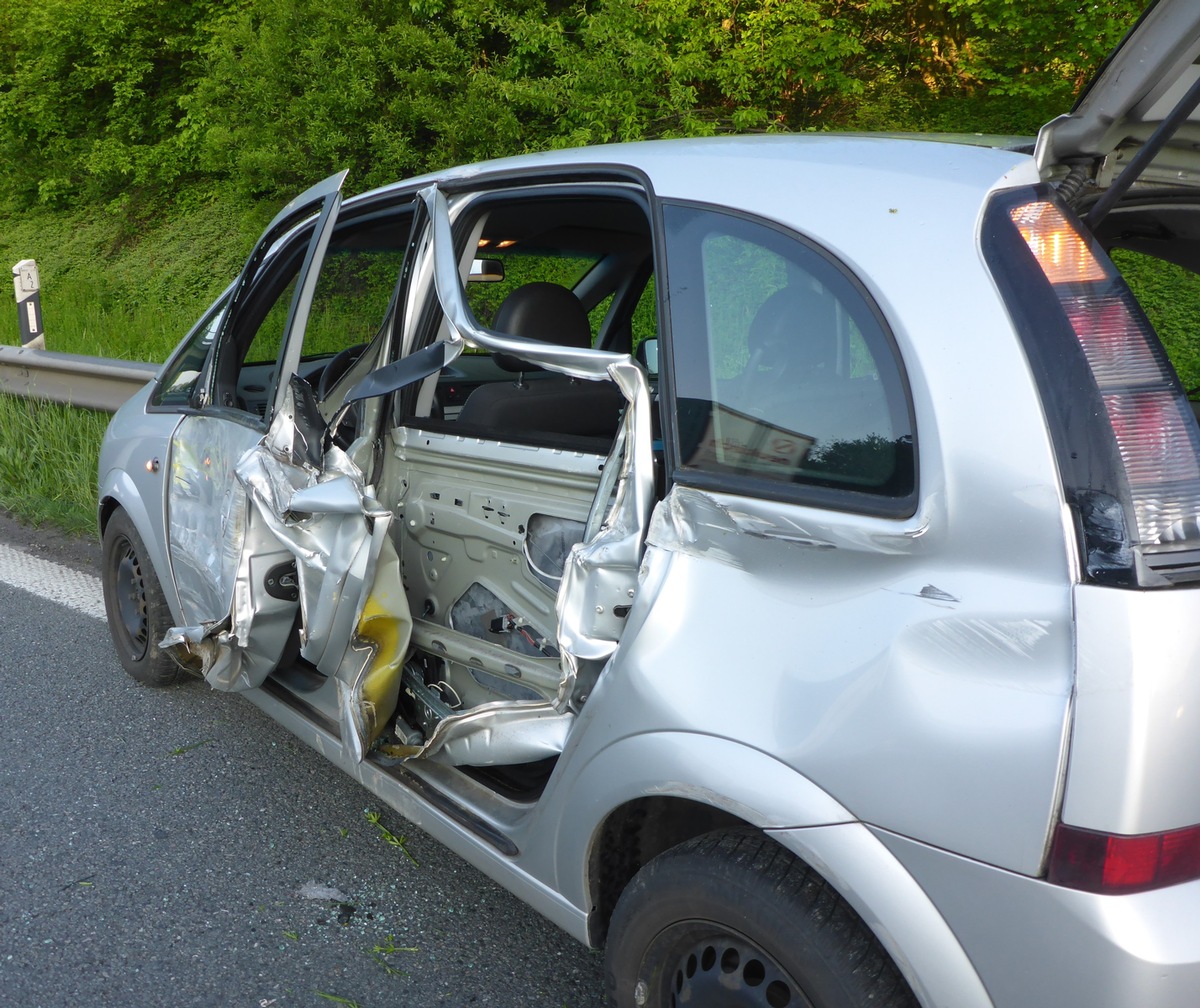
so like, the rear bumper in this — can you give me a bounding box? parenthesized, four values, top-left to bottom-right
(875, 827, 1200, 1007)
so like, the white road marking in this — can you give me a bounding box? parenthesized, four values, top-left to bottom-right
(0, 542, 105, 620)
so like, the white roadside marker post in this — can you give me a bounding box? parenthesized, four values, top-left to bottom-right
(12, 259, 45, 349)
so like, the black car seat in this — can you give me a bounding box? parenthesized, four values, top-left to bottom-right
(737, 282, 896, 463)
(456, 282, 625, 439)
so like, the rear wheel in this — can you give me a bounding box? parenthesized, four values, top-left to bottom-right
(605, 829, 918, 1008)
(101, 509, 183, 686)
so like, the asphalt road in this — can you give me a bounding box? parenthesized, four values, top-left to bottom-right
(0, 517, 606, 1008)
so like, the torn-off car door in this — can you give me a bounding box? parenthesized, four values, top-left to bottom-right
(160, 171, 407, 703)
(384, 185, 656, 766)
(228, 378, 412, 761)
(165, 379, 412, 763)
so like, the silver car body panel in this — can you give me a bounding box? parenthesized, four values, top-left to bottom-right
(545, 475, 1072, 879)
(165, 413, 261, 630)
(578, 141, 1072, 875)
(1064, 583, 1200, 834)
(98, 382, 183, 617)
(878, 826, 1200, 1008)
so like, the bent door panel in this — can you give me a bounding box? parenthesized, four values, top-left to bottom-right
(389, 426, 606, 764)
(374, 183, 658, 768)
(166, 412, 299, 690)
(163, 174, 347, 691)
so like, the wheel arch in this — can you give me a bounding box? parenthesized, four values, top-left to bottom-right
(551, 731, 852, 946)
(97, 491, 123, 536)
(551, 731, 990, 1007)
(587, 795, 745, 947)
(99, 467, 154, 537)
(98, 468, 180, 624)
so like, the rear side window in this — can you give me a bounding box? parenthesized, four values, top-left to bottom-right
(662, 203, 915, 513)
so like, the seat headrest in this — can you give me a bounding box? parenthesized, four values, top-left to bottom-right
(747, 284, 840, 372)
(492, 282, 593, 372)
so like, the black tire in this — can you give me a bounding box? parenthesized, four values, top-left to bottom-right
(605, 828, 918, 1008)
(101, 509, 184, 686)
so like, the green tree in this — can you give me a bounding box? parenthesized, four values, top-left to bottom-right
(0, 0, 1151, 207)
(0, 0, 218, 207)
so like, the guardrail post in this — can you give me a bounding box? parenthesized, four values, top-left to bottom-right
(12, 259, 45, 349)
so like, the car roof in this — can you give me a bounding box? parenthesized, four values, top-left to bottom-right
(356, 134, 1038, 237)
(338, 134, 1040, 340)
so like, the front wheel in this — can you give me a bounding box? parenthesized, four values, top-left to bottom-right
(101, 509, 183, 686)
(605, 829, 918, 1008)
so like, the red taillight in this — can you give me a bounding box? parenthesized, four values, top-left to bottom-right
(1061, 293, 1161, 386)
(1011, 200, 1200, 557)
(1103, 390, 1200, 486)
(1047, 821, 1200, 894)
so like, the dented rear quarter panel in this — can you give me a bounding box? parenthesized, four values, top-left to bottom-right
(523, 142, 1079, 896)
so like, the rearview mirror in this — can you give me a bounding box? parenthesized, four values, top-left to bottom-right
(470, 258, 505, 282)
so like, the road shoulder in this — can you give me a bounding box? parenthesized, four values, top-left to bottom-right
(0, 508, 101, 576)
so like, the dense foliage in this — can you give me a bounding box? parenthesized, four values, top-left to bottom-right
(0, 0, 1141, 208)
(0, 0, 1145, 362)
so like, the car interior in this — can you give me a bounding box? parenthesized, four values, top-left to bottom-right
(372, 189, 656, 796)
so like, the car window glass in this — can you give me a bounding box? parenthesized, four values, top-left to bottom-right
(297, 246, 409, 359)
(242, 247, 409, 366)
(228, 221, 412, 418)
(664, 203, 914, 502)
(153, 301, 226, 407)
(243, 272, 298, 367)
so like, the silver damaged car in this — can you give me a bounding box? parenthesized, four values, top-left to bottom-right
(99, 2, 1200, 1004)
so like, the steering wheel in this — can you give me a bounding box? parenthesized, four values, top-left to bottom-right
(317, 342, 367, 402)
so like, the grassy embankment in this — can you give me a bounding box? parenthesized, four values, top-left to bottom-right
(3, 193, 1200, 539)
(0, 190, 270, 536)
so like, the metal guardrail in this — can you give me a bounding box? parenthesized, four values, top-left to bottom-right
(0, 345, 157, 413)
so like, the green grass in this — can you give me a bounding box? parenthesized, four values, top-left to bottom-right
(0, 183, 269, 534)
(0, 183, 269, 362)
(0, 394, 109, 535)
(23, 270, 201, 363)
